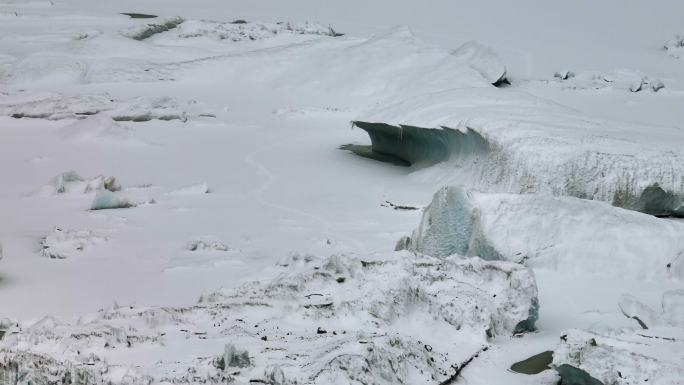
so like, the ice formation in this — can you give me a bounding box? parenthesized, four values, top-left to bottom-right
(0, 252, 537, 384)
(40, 227, 108, 260)
(355, 88, 684, 215)
(408, 186, 684, 280)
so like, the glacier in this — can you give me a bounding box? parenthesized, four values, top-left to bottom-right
(354, 88, 684, 216)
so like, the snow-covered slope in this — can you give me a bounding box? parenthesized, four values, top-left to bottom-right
(354, 89, 684, 216)
(408, 186, 684, 280)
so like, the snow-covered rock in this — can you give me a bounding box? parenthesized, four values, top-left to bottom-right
(40, 227, 108, 259)
(0, 252, 538, 384)
(409, 186, 684, 280)
(354, 88, 684, 215)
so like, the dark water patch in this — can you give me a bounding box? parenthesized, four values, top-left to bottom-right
(351, 122, 489, 167)
(121, 13, 158, 19)
(339, 144, 410, 167)
(510, 351, 552, 374)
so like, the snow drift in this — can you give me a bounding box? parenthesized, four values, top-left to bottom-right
(0, 252, 537, 384)
(407, 186, 684, 280)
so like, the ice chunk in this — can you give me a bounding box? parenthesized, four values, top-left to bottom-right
(90, 190, 133, 210)
(410, 186, 684, 280)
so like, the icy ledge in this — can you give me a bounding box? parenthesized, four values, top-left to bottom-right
(405, 186, 684, 280)
(0, 252, 537, 384)
(354, 88, 684, 216)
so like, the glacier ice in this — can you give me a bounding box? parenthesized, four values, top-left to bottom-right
(409, 186, 684, 280)
(351, 122, 489, 167)
(356, 88, 684, 216)
(0, 252, 537, 384)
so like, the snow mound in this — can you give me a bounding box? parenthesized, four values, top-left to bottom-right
(167, 182, 211, 196)
(408, 186, 684, 280)
(42, 171, 121, 196)
(550, 69, 665, 92)
(552, 325, 684, 385)
(59, 115, 142, 144)
(355, 88, 684, 215)
(664, 35, 684, 59)
(171, 19, 340, 42)
(451, 41, 508, 86)
(0, 252, 537, 384)
(186, 237, 229, 252)
(0, 94, 196, 122)
(197, 27, 502, 104)
(40, 227, 108, 259)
